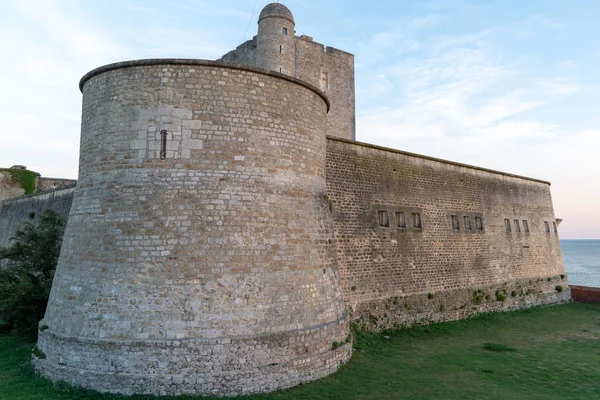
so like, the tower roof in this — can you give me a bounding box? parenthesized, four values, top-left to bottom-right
(258, 3, 295, 24)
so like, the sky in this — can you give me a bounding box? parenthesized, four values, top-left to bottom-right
(1, 0, 599, 239)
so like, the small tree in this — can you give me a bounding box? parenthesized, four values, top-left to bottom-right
(0, 210, 64, 339)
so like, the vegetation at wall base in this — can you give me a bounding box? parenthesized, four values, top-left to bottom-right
(5, 168, 38, 194)
(1, 302, 600, 399)
(0, 210, 64, 340)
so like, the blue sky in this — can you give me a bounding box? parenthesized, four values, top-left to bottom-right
(1, 0, 599, 239)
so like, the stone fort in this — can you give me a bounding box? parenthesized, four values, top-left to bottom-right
(0, 3, 567, 397)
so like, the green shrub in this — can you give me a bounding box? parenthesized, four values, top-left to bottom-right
(495, 290, 506, 302)
(511, 291, 517, 297)
(555, 285, 564, 293)
(0, 210, 64, 339)
(560, 274, 565, 280)
(332, 341, 340, 350)
(6, 168, 37, 194)
(428, 292, 434, 300)
(472, 289, 484, 304)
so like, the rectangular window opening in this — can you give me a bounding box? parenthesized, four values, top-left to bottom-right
(413, 212, 422, 229)
(160, 129, 167, 159)
(282, 27, 288, 35)
(378, 210, 389, 227)
(475, 216, 483, 231)
(280, 45, 283, 54)
(464, 216, 472, 231)
(544, 221, 550, 233)
(514, 219, 521, 232)
(504, 218, 511, 232)
(320, 71, 329, 90)
(553, 221, 557, 233)
(451, 215, 460, 230)
(396, 211, 406, 229)
(522, 220, 529, 233)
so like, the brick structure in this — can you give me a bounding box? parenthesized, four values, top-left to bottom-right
(34, 3, 568, 397)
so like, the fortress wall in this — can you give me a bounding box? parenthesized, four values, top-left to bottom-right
(36, 60, 350, 397)
(0, 186, 75, 249)
(38, 177, 77, 191)
(0, 170, 25, 202)
(295, 38, 355, 141)
(218, 39, 257, 66)
(326, 138, 569, 330)
(219, 36, 356, 142)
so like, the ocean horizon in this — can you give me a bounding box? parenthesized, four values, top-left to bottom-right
(561, 239, 600, 288)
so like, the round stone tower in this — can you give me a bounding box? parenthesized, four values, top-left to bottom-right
(256, 3, 296, 75)
(35, 59, 351, 397)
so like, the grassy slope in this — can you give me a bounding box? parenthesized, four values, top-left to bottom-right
(1, 303, 599, 400)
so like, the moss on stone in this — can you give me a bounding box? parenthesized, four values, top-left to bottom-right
(5, 169, 37, 194)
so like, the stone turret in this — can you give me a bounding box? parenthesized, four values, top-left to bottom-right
(256, 3, 296, 75)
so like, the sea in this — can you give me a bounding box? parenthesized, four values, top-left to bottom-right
(561, 240, 600, 288)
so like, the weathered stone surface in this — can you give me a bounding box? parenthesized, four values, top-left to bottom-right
(36, 60, 350, 397)
(325, 138, 567, 327)
(32, 3, 568, 397)
(218, 4, 355, 141)
(0, 185, 75, 248)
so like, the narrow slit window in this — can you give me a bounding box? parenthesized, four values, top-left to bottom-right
(320, 71, 329, 90)
(544, 221, 550, 232)
(378, 210, 389, 227)
(160, 129, 167, 159)
(522, 220, 529, 233)
(413, 212, 422, 229)
(396, 211, 406, 228)
(475, 216, 483, 231)
(282, 27, 288, 35)
(451, 215, 460, 230)
(280, 45, 283, 54)
(464, 216, 472, 230)
(505, 218, 511, 232)
(553, 221, 557, 233)
(514, 219, 521, 232)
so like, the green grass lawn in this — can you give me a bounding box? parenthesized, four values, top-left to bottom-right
(1, 302, 600, 400)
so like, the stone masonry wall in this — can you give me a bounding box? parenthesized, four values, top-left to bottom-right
(0, 185, 75, 249)
(325, 137, 568, 330)
(36, 60, 350, 397)
(295, 37, 355, 141)
(0, 170, 25, 202)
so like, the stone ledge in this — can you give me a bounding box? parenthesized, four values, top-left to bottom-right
(79, 59, 331, 112)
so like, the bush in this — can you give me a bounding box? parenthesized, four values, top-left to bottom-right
(555, 285, 564, 293)
(495, 290, 506, 302)
(0, 210, 64, 339)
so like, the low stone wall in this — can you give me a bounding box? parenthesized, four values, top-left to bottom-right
(0, 185, 75, 249)
(351, 274, 570, 331)
(570, 285, 600, 303)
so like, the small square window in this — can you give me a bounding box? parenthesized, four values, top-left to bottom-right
(475, 216, 483, 231)
(413, 212, 422, 229)
(396, 211, 406, 228)
(378, 210, 389, 227)
(504, 218, 511, 232)
(514, 219, 520, 232)
(523, 220, 529, 233)
(464, 216, 472, 230)
(282, 27, 288, 35)
(451, 215, 459, 230)
(553, 221, 557, 233)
